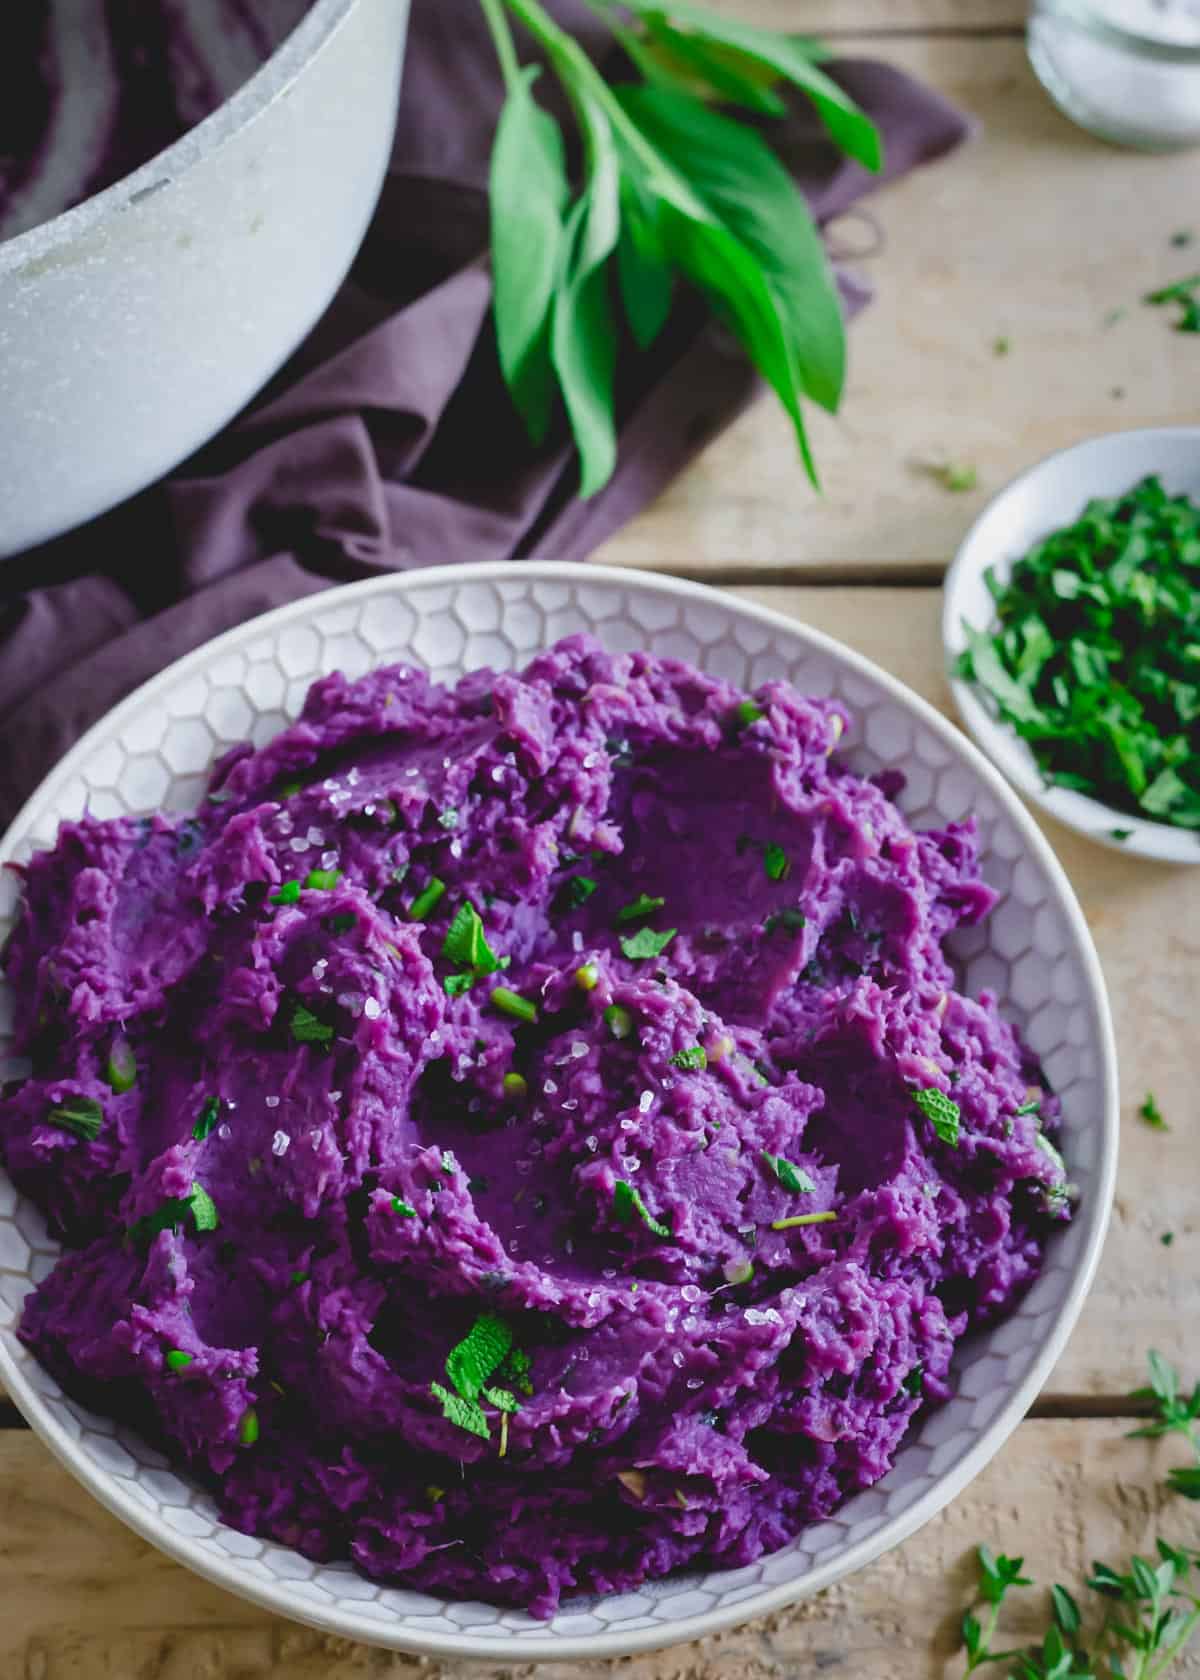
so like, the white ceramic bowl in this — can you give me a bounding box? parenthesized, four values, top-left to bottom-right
(944, 427, 1200, 865)
(0, 0, 410, 559)
(0, 565, 1118, 1661)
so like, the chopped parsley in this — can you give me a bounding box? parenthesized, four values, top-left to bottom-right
(165, 1349, 193, 1371)
(613, 1179, 671, 1239)
(290, 1004, 333, 1047)
(619, 926, 676, 961)
(270, 879, 302, 905)
(45, 1096, 104, 1142)
(735, 700, 765, 727)
(603, 1004, 634, 1039)
(956, 476, 1200, 830)
(104, 1040, 137, 1094)
(490, 986, 538, 1024)
(761, 1151, 818, 1194)
(1139, 1092, 1168, 1131)
(392, 1197, 418, 1217)
(616, 893, 665, 924)
(407, 877, 447, 921)
(442, 901, 504, 974)
(912, 1086, 961, 1148)
(192, 1096, 221, 1141)
(304, 869, 341, 891)
(669, 1045, 707, 1071)
(762, 843, 790, 882)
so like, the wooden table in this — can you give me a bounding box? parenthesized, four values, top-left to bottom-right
(5, 5, 1200, 1675)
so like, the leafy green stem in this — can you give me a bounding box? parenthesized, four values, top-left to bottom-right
(479, 0, 524, 92)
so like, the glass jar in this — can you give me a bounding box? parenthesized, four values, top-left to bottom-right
(1028, 0, 1200, 149)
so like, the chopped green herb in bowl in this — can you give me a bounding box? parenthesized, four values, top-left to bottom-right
(946, 435, 1200, 863)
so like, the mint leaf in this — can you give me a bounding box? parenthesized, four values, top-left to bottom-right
(912, 1086, 961, 1148)
(761, 1150, 817, 1194)
(445, 1313, 513, 1403)
(442, 901, 504, 975)
(189, 1183, 219, 1232)
(291, 1004, 333, 1047)
(619, 925, 677, 961)
(193, 1096, 221, 1141)
(431, 1380, 490, 1440)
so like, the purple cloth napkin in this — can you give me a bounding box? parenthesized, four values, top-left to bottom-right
(0, 0, 969, 824)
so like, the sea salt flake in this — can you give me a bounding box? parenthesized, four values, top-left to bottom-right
(289, 836, 311, 853)
(620, 1117, 637, 1132)
(571, 1042, 588, 1059)
(586, 1134, 599, 1152)
(562, 1099, 578, 1111)
(363, 804, 376, 817)
(572, 930, 583, 952)
(449, 840, 463, 858)
(671, 1351, 685, 1367)
(347, 768, 361, 786)
(321, 851, 338, 869)
(681, 1284, 702, 1302)
(217, 1122, 232, 1140)
(306, 828, 324, 846)
(638, 1091, 653, 1113)
(543, 1079, 558, 1095)
(274, 813, 294, 835)
(272, 1130, 291, 1157)
(329, 1090, 342, 1102)
(338, 992, 364, 1017)
(264, 1097, 280, 1110)
(363, 998, 382, 1020)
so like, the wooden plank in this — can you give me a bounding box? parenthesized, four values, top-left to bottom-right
(4, 1420, 1200, 1677)
(714, 0, 1024, 31)
(1, 586, 1192, 1400)
(595, 35, 1200, 579)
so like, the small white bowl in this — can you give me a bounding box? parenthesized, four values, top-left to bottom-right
(944, 427, 1200, 865)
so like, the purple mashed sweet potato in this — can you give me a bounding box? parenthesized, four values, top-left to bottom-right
(0, 635, 1071, 1616)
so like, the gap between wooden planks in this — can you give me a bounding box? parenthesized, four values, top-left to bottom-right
(3, 1421, 1199, 1680)
(594, 32, 1200, 583)
(0, 588, 1193, 1405)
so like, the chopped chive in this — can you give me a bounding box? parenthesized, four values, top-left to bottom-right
(575, 962, 600, 991)
(193, 1096, 221, 1141)
(502, 1072, 528, 1099)
(603, 1004, 634, 1040)
(165, 1349, 193, 1372)
(104, 1039, 137, 1094)
(613, 1179, 671, 1239)
(238, 1407, 260, 1446)
(762, 842, 790, 883)
(190, 1183, 219, 1232)
(304, 869, 341, 891)
(270, 879, 302, 905)
(392, 1197, 418, 1217)
(735, 700, 765, 727)
(771, 1212, 836, 1230)
(1015, 1099, 1042, 1116)
(45, 1096, 104, 1142)
(491, 986, 538, 1024)
(407, 877, 447, 921)
(615, 893, 665, 925)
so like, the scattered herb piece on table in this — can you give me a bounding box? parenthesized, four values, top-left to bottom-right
(1145, 273, 1200, 333)
(479, 0, 882, 496)
(1139, 1092, 1168, 1131)
(956, 1352, 1200, 1678)
(956, 476, 1200, 831)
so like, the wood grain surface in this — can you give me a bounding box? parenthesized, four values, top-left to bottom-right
(6, 8, 1200, 1676)
(6, 1420, 1200, 1679)
(597, 38, 1200, 580)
